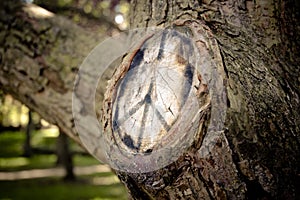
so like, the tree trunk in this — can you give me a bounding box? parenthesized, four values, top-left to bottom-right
(0, 0, 299, 199)
(56, 129, 75, 181)
(115, 0, 299, 199)
(23, 110, 33, 157)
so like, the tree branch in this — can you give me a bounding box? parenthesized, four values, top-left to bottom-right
(0, 2, 103, 145)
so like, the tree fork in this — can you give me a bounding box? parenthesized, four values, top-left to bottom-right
(0, 0, 299, 199)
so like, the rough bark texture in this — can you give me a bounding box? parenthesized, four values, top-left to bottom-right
(0, 0, 299, 199)
(115, 0, 300, 199)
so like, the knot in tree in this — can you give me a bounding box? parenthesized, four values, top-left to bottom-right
(100, 21, 224, 174)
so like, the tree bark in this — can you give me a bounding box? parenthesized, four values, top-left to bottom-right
(117, 0, 300, 199)
(0, 0, 299, 199)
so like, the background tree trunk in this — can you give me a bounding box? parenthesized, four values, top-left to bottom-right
(0, 0, 299, 199)
(56, 129, 75, 181)
(23, 110, 33, 157)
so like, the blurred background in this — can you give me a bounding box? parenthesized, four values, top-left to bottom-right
(0, 0, 129, 199)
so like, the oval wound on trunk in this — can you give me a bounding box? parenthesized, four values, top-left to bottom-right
(111, 29, 203, 154)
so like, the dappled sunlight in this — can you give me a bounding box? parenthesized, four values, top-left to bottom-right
(73, 164, 111, 175)
(91, 176, 120, 186)
(114, 14, 124, 24)
(40, 125, 59, 138)
(0, 157, 29, 168)
(23, 4, 54, 19)
(0, 95, 30, 127)
(0, 167, 64, 180)
(19, 105, 29, 125)
(0, 164, 112, 181)
(114, 2, 129, 30)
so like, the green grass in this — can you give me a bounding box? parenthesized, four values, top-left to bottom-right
(0, 130, 128, 199)
(0, 154, 57, 171)
(0, 154, 101, 172)
(0, 131, 25, 157)
(0, 177, 127, 200)
(0, 130, 100, 171)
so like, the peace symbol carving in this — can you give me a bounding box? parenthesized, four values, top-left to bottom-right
(110, 29, 202, 154)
